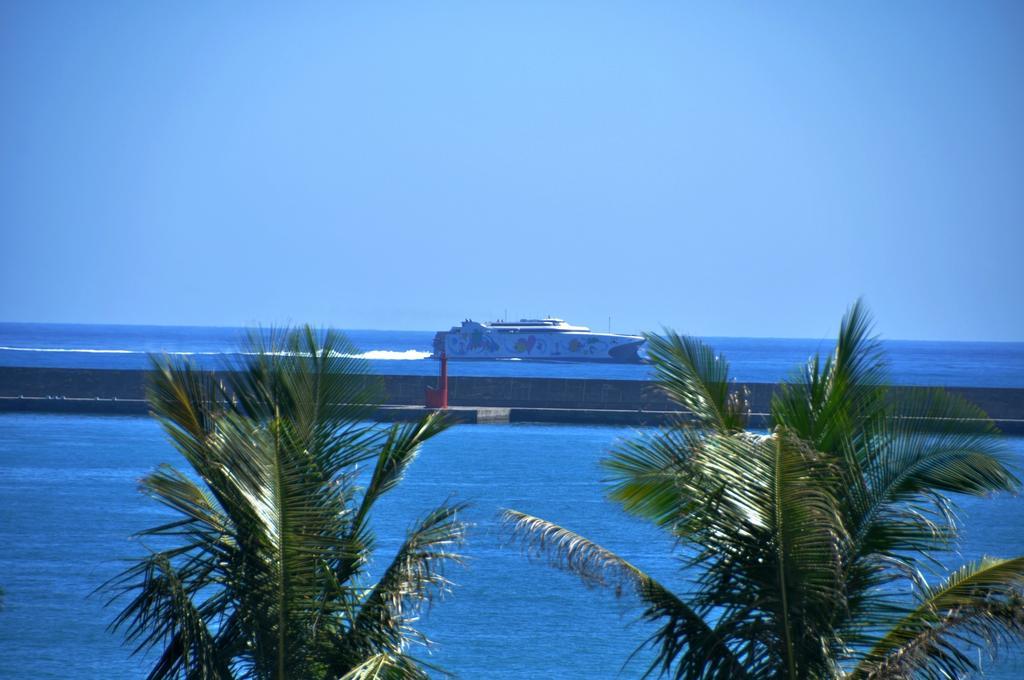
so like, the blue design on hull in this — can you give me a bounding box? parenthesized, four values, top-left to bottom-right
(434, 318, 645, 364)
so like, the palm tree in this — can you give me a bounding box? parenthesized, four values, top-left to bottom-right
(104, 327, 466, 679)
(505, 301, 1024, 679)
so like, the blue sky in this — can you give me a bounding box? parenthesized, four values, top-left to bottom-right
(1, 1, 1021, 341)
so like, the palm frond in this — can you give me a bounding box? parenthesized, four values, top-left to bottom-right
(766, 432, 849, 678)
(108, 325, 461, 679)
(351, 413, 450, 535)
(502, 509, 747, 679)
(645, 331, 748, 432)
(604, 425, 702, 530)
(146, 356, 227, 440)
(330, 413, 452, 588)
(879, 387, 1018, 496)
(225, 327, 379, 417)
(106, 554, 231, 680)
(137, 464, 229, 536)
(845, 387, 1018, 575)
(337, 653, 424, 680)
(771, 299, 888, 452)
(337, 502, 467, 673)
(338, 654, 392, 680)
(647, 431, 849, 678)
(512, 302, 1023, 680)
(852, 557, 1024, 679)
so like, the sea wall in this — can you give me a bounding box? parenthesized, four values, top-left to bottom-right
(1, 367, 1022, 431)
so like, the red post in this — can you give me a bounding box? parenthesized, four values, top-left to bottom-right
(425, 351, 449, 409)
(439, 351, 448, 405)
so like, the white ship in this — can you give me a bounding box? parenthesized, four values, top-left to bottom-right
(433, 318, 645, 363)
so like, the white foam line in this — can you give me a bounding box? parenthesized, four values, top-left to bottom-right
(258, 350, 430, 360)
(0, 346, 431, 360)
(352, 350, 430, 360)
(0, 346, 151, 354)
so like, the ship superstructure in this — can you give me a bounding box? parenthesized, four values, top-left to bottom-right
(433, 318, 645, 363)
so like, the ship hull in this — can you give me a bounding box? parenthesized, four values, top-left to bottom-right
(433, 330, 645, 364)
(435, 355, 644, 364)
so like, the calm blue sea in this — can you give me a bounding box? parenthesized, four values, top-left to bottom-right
(0, 415, 1021, 678)
(1, 322, 1023, 386)
(1, 325, 1022, 677)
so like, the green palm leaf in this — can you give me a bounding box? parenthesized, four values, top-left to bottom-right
(337, 653, 418, 680)
(105, 326, 464, 679)
(604, 425, 702, 530)
(645, 331, 749, 432)
(765, 432, 848, 679)
(502, 509, 748, 679)
(772, 299, 888, 452)
(848, 387, 1017, 563)
(852, 557, 1024, 679)
(351, 414, 450, 537)
(349, 503, 467, 642)
(508, 301, 1023, 679)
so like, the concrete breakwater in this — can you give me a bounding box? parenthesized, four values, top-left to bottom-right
(1, 367, 1022, 432)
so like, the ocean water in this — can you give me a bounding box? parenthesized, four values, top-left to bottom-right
(1, 322, 1023, 386)
(1, 324, 1022, 677)
(0, 414, 1022, 679)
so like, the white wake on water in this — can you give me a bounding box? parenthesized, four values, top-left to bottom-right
(0, 346, 155, 354)
(0, 346, 431, 361)
(244, 349, 430, 360)
(348, 350, 431, 360)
